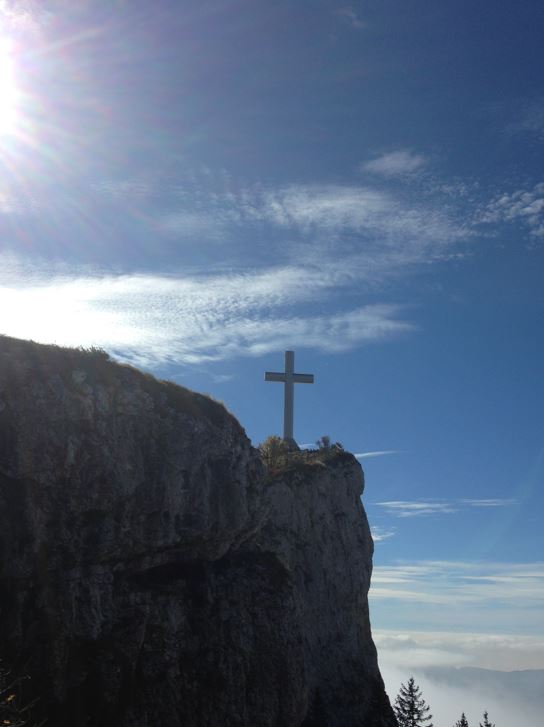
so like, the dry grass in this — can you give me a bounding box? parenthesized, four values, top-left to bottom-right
(0, 335, 230, 428)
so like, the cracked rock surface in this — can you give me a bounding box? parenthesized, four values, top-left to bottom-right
(0, 335, 396, 727)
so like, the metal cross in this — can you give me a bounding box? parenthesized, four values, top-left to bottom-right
(265, 350, 314, 444)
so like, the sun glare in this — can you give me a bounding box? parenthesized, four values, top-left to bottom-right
(0, 37, 20, 135)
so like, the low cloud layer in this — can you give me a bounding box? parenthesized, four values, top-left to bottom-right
(376, 629, 544, 727)
(374, 628, 544, 671)
(380, 660, 542, 727)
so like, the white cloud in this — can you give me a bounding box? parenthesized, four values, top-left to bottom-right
(60, 173, 475, 289)
(375, 500, 457, 517)
(462, 498, 517, 507)
(362, 150, 428, 177)
(354, 450, 401, 459)
(259, 185, 392, 231)
(0, 168, 503, 369)
(371, 525, 396, 542)
(374, 497, 518, 517)
(0, 260, 415, 367)
(479, 182, 544, 238)
(255, 185, 459, 248)
(155, 180, 469, 271)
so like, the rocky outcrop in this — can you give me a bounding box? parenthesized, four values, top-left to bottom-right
(0, 335, 396, 727)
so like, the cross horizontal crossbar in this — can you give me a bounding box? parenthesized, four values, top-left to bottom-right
(265, 372, 314, 384)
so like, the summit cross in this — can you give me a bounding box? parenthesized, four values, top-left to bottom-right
(265, 350, 314, 444)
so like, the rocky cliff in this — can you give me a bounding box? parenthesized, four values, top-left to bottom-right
(0, 335, 396, 727)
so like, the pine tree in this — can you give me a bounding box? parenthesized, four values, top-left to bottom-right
(393, 676, 433, 727)
(454, 713, 469, 727)
(479, 711, 495, 727)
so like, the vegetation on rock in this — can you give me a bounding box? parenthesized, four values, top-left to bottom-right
(0, 334, 229, 427)
(258, 434, 348, 477)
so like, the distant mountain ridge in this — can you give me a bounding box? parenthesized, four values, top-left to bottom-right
(422, 666, 544, 709)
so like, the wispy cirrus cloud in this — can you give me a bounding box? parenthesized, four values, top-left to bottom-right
(146, 181, 471, 282)
(0, 258, 415, 367)
(375, 500, 458, 517)
(375, 497, 518, 518)
(371, 525, 396, 542)
(462, 498, 517, 507)
(361, 150, 428, 178)
(126, 175, 468, 253)
(86, 168, 474, 274)
(253, 184, 458, 247)
(0, 166, 517, 368)
(371, 560, 544, 610)
(354, 450, 402, 459)
(371, 560, 544, 668)
(372, 560, 544, 724)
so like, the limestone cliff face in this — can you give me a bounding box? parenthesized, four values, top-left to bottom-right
(0, 336, 396, 727)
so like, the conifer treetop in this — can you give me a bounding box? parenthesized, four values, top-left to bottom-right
(454, 712, 469, 727)
(393, 676, 433, 727)
(479, 711, 495, 727)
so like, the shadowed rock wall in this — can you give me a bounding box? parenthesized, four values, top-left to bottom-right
(0, 335, 396, 727)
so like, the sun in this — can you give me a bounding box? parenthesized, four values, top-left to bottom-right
(0, 37, 20, 136)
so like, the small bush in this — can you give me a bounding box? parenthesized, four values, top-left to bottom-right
(316, 435, 331, 450)
(259, 435, 348, 479)
(259, 435, 292, 471)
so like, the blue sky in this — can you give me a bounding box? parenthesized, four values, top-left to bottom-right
(0, 0, 543, 707)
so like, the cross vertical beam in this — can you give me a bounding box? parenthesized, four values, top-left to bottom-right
(283, 350, 295, 441)
(265, 350, 314, 444)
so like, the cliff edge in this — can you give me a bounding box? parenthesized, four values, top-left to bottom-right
(0, 335, 396, 727)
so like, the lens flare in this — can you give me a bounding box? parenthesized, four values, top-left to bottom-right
(0, 37, 19, 135)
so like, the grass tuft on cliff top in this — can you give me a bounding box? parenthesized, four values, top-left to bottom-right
(0, 335, 231, 429)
